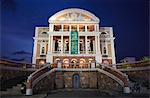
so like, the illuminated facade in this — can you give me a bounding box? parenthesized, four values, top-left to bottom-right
(32, 8, 116, 67)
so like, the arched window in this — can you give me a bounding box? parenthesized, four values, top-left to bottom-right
(42, 32, 47, 34)
(101, 32, 106, 34)
(104, 47, 106, 54)
(41, 47, 45, 54)
(55, 58, 60, 63)
(63, 59, 69, 66)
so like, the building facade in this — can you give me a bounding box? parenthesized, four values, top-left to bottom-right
(32, 8, 116, 67)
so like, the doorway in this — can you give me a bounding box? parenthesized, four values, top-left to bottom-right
(72, 74, 80, 89)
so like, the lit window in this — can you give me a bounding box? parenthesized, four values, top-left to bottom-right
(54, 25, 62, 31)
(63, 25, 69, 31)
(79, 25, 85, 32)
(40, 60, 45, 65)
(87, 25, 94, 32)
(71, 25, 77, 31)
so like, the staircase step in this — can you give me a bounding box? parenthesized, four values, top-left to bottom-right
(1, 84, 23, 96)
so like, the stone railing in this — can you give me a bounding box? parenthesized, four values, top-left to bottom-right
(26, 62, 130, 95)
(61, 62, 92, 69)
(97, 63, 130, 93)
(26, 63, 57, 95)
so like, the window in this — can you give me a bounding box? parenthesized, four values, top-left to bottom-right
(41, 47, 45, 54)
(79, 25, 85, 32)
(87, 25, 94, 32)
(104, 47, 106, 54)
(41, 32, 47, 34)
(101, 32, 106, 34)
(101, 32, 109, 38)
(71, 25, 77, 31)
(54, 25, 61, 31)
(63, 25, 69, 31)
(55, 40, 59, 51)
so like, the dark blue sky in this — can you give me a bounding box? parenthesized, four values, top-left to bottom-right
(1, 0, 149, 62)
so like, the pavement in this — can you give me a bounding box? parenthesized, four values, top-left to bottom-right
(1, 89, 149, 98)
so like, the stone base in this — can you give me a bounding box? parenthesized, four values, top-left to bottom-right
(26, 88, 32, 95)
(123, 87, 130, 93)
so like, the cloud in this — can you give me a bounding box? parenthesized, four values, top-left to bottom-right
(11, 58, 25, 61)
(12, 50, 32, 55)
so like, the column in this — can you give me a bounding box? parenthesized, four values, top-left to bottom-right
(69, 35, 71, 54)
(50, 36, 53, 53)
(49, 24, 53, 32)
(47, 34, 51, 53)
(96, 24, 99, 32)
(85, 36, 88, 54)
(46, 34, 52, 63)
(105, 40, 108, 55)
(61, 35, 63, 54)
(48, 35, 53, 63)
(61, 24, 63, 32)
(111, 38, 116, 64)
(97, 36, 100, 54)
(32, 39, 37, 64)
(85, 25, 87, 32)
(69, 25, 71, 32)
(78, 36, 80, 54)
(94, 24, 97, 32)
(77, 25, 79, 32)
(96, 35, 102, 64)
(57, 62, 62, 69)
(95, 36, 98, 54)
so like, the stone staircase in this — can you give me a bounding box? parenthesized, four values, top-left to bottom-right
(1, 76, 27, 91)
(1, 84, 22, 96)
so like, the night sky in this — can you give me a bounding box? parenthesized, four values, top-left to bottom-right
(1, 0, 149, 62)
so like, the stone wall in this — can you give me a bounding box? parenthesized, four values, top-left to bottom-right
(33, 72, 55, 94)
(97, 72, 122, 92)
(55, 71, 98, 89)
(33, 71, 123, 93)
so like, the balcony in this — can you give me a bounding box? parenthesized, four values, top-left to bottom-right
(38, 34, 48, 38)
(100, 34, 110, 38)
(52, 51, 95, 54)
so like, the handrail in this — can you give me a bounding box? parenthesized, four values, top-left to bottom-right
(97, 63, 129, 87)
(26, 63, 55, 95)
(26, 62, 131, 95)
(96, 68, 124, 87)
(32, 68, 56, 87)
(100, 64, 125, 76)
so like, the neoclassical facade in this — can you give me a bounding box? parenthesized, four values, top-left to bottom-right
(32, 8, 116, 67)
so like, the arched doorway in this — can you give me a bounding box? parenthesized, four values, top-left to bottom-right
(72, 74, 80, 89)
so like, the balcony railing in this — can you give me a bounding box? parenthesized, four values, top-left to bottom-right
(63, 51, 69, 54)
(53, 51, 61, 54)
(61, 63, 91, 69)
(52, 51, 95, 54)
(100, 35, 110, 38)
(38, 34, 48, 38)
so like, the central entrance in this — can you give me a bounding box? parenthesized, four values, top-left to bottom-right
(72, 74, 80, 89)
